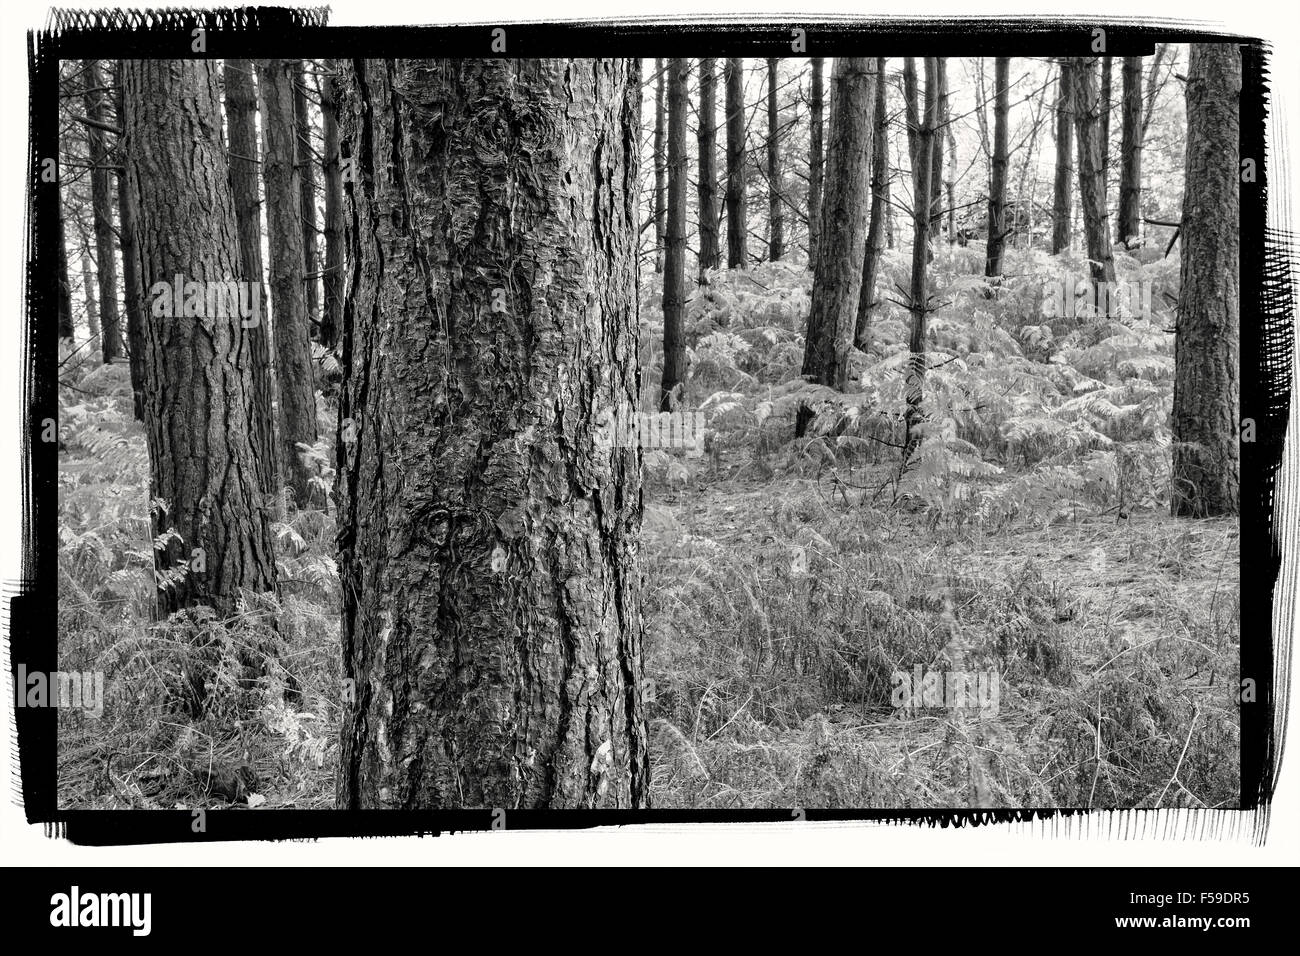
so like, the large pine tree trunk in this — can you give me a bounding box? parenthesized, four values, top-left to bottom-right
(662, 58, 688, 410)
(725, 57, 748, 269)
(696, 57, 720, 280)
(985, 56, 1010, 279)
(258, 58, 319, 506)
(796, 57, 875, 436)
(113, 60, 147, 420)
(653, 58, 666, 274)
(1117, 55, 1144, 247)
(1099, 54, 1113, 198)
(338, 59, 649, 810)
(1071, 57, 1117, 285)
(223, 58, 278, 492)
(320, 60, 345, 350)
(766, 58, 784, 262)
(1172, 44, 1240, 518)
(1052, 59, 1074, 254)
(82, 60, 122, 363)
(121, 58, 277, 617)
(807, 57, 824, 269)
(294, 61, 321, 332)
(855, 56, 888, 351)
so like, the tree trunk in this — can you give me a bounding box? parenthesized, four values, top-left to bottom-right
(82, 59, 122, 363)
(653, 58, 666, 274)
(855, 56, 888, 351)
(930, 59, 947, 238)
(121, 58, 277, 617)
(77, 225, 101, 343)
(320, 59, 345, 348)
(766, 58, 784, 262)
(808, 57, 824, 269)
(1052, 59, 1074, 254)
(696, 57, 720, 280)
(338, 58, 648, 810)
(113, 60, 147, 420)
(985, 56, 1010, 279)
(1071, 57, 1117, 286)
(57, 196, 74, 341)
(1099, 54, 1113, 201)
(902, 57, 921, 193)
(905, 59, 939, 455)
(1172, 44, 1240, 518)
(223, 58, 278, 493)
(258, 58, 319, 506)
(662, 58, 688, 410)
(796, 57, 875, 436)
(294, 61, 321, 332)
(725, 57, 748, 269)
(1117, 55, 1144, 246)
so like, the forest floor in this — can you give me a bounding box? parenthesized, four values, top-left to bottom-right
(55, 246, 1240, 811)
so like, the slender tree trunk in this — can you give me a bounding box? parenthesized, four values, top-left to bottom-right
(808, 57, 824, 269)
(662, 58, 688, 410)
(725, 57, 748, 269)
(294, 61, 320, 332)
(77, 225, 101, 343)
(338, 58, 648, 810)
(766, 58, 784, 262)
(902, 57, 921, 193)
(1172, 44, 1240, 518)
(320, 59, 345, 348)
(930, 59, 947, 239)
(113, 61, 147, 420)
(653, 58, 666, 274)
(796, 57, 875, 436)
(1117, 55, 1144, 246)
(855, 56, 888, 351)
(121, 58, 277, 617)
(1052, 58, 1075, 254)
(1071, 57, 1117, 285)
(985, 56, 1010, 279)
(696, 57, 720, 281)
(905, 59, 939, 455)
(223, 58, 278, 493)
(57, 196, 75, 341)
(82, 59, 122, 363)
(258, 58, 319, 505)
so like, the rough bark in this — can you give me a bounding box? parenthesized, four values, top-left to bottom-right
(725, 57, 748, 269)
(57, 197, 74, 340)
(930, 59, 947, 237)
(338, 58, 649, 810)
(796, 57, 875, 436)
(1172, 44, 1240, 518)
(1071, 57, 1117, 285)
(662, 58, 688, 411)
(985, 56, 1010, 279)
(82, 60, 122, 362)
(1099, 54, 1113, 197)
(696, 57, 721, 280)
(295, 60, 321, 330)
(223, 58, 278, 492)
(766, 58, 784, 262)
(1117, 55, 1144, 246)
(1052, 59, 1074, 254)
(808, 57, 824, 269)
(855, 56, 889, 351)
(113, 60, 147, 420)
(121, 58, 277, 617)
(258, 58, 319, 505)
(653, 58, 666, 274)
(320, 59, 345, 348)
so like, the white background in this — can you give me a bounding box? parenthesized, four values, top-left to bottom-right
(1, 0, 1295, 865)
